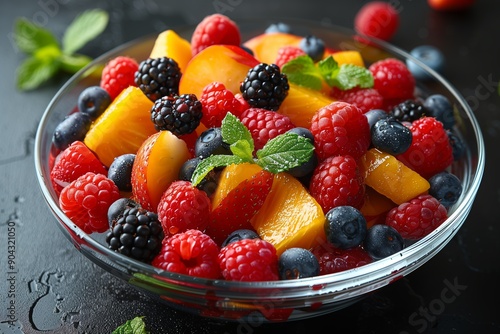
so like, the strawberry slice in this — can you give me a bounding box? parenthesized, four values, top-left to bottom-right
(206, 169, 273, 245)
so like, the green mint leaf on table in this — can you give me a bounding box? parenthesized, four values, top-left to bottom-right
(190, 113, 315, 186)
(112, 316, 149, 334)
(13, 9, 108, 91)
(281, 55, 324, 90)
(281, 55, 374, 91)
(256, 132, 314, 173)
(13, 18, 59, 54)
(62, 9, 109, 55)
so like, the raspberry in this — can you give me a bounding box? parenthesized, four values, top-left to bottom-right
(218, 238, 279, 281)
(275, 46, 307, 68)
(157, 181, 211, 237)
(199, 82, 247, 128)
(50, 141, 107, 195)
(239, 108, 295, 151)
(59, 172, 121, 234)
(310, 101, 370, 161)
(354, 1, 400, 41)
(311, 243, 372, 275)
(240, 63, 289, 111)
(152, 229, 221, 279)
(100, 56, 139, 100)
(106, 207, 164, 263)
(309, 155, 365, 213)
(369, 58, 415, 101)
(397, 116, 453, 179)
(386, 194, 448, 239)
(150, 94, 203, 136)
(190, 14, 241, 56)
(330, 87, 384, 113)
(135, 57, 181, 101)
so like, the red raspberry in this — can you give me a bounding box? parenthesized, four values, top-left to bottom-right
(354, 1, 400, 41)
(397, 116, 453, 179)
(310, 101, 370, 161)
(190, 14, 241, 56)
(330, 87, 384, 113)
(50, 141, 107, 195)
(199, 82, 248, 128)
(275, 46, 307, 68)
(218, 238, 279, 281)
(152, 229, 221, 279)
(100, 56, 139, 100)
(309, 155, 365, 213)
(369, 58, 415, 101)
(239, 108, 295, 151)
(157, 181, 211, 237)
(311, 242, 372, 275)
(59, 172, 120, 234)
(386, 194, 448, 239)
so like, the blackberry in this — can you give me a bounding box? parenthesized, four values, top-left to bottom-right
(151, 94, 202, 135)
(240, 63, 289, 111)
(106, 207, 164, 263)
(390, 99, 428, 122)
(134, 57, 181, 101)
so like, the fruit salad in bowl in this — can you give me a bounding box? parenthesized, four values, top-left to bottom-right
(34, 15, 484, 322)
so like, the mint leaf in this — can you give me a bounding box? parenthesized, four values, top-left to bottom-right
(112, 316, 149, 334)
(62, 9, 109, 54)
(230, 139, 254, 162)
(13, 18, 59, 54)
(281, 55, 324, 90)
(256, 132, 314, 173)
(191, 155, 244, 186)
(318, 56, 339, 87)
(59, 53, 92, 73)
(16, 55, 60, 91)
(331, 64, 374, 90)
(221, 113, 253, 147)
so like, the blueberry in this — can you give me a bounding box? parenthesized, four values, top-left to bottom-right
(363, 224, 404, 260)
(78, 86, 111, 120)
(265, 22, 292, 34)
(287, 127, 315, 143)
(178, 157, 220, 197)
(406, 45, 445, 80)
(52, 112, 92, 151)
(325, 206, 367, 249)
(221, 229, 260, 248)
(428, 171, 463, 208)
(194, 127, 231, 158)
(107, 198, 140, 226)
(447, 130, 466, 161)
(299, 35, 325, 62)
(240, 45, 254, 56)
(424, 94, 455, 129)
(108, 154, 135, 192)
(179, 157, 202, 181)
(365, 109, 389, 129)
(278, 247, 320, 280)
(371, 118, 412, 155)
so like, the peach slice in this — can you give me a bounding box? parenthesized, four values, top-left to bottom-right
(178, 44, 259, 99)
(359, 148, 430, 205)
(84, 86, 156, 167)
(251, 172, 326, 256)
(277, 83, 335, 128)
(149, 29, 192, 73)
(131, 131, 191, 211)
(243, 32, 302, 64)
(360, 186, 396, 227)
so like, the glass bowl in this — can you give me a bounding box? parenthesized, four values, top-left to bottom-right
(34, 18, 485, 322)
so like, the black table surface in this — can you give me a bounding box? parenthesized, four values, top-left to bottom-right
(1, 1, 499, 333)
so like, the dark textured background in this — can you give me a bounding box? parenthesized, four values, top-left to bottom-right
(1, 1, 499, 333)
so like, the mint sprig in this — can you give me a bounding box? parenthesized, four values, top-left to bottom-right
(190, 113, 315, 186)
(13, 9, 109, 91)
(112, 316, 149, 334)
(281, 55, 374, 91)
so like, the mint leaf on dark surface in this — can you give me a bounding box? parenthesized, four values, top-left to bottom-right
(256, 132, 314, 173)
(16, 55, 60, 91)
(112, 316, 149, 334)
(13, 18, 59, 54)
(62, 9, 109, 54)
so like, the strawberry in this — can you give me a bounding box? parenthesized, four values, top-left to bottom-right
(428, 0, 475, 11)
(50, 141, 107, 195)
(205, 169, 274, 245)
